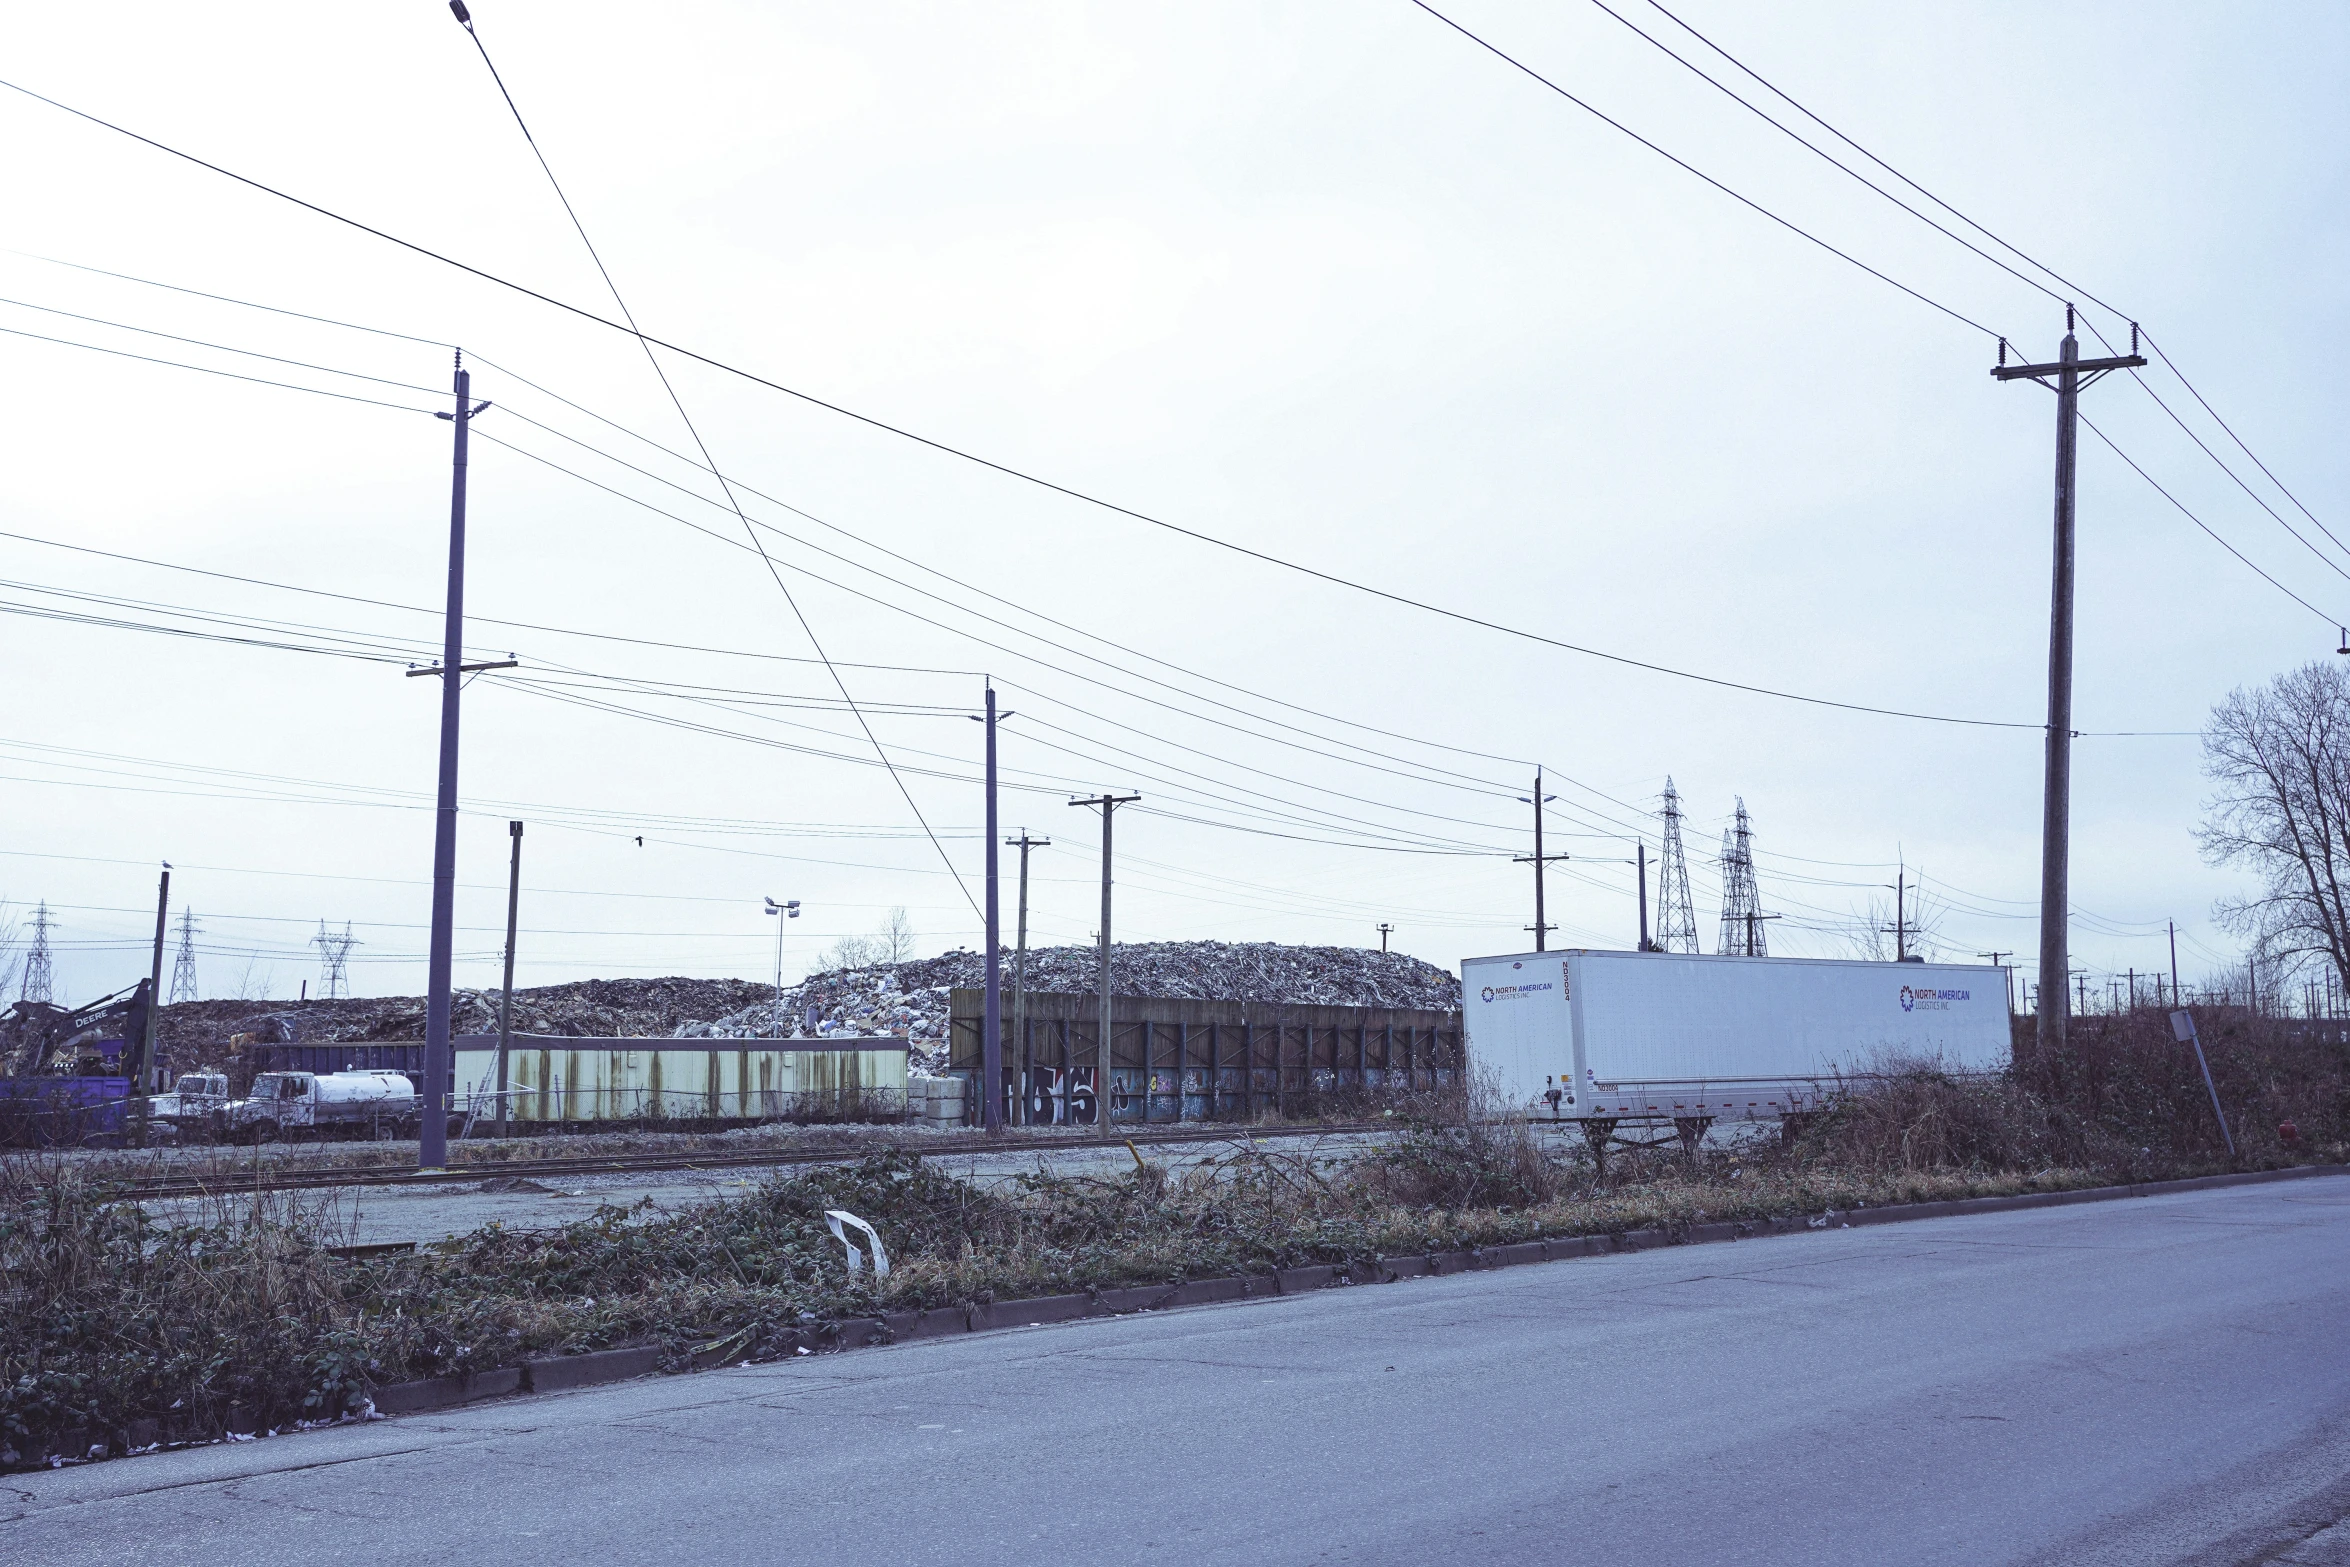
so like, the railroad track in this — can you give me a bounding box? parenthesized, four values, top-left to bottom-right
(108, 1120, 1392, 1202)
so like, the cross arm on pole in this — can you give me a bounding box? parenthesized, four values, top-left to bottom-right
(1991, 353, 2145, 383)
(406, 659, 519, 677)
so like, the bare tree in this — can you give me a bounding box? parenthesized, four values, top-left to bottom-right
(230, 953, 277, 1001)
(0, 900, 21, 1001)
(879, 906, 916, 964)
(2199, 660, 2350, 993)
(822, 908, 918, 972)
(1838, 887, 1948, 963)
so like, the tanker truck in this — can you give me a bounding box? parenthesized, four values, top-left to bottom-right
(222, 1069, 420, 1142)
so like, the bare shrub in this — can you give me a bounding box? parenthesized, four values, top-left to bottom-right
(1349, 1074, 1561, 1210)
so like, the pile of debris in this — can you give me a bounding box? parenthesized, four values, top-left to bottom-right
(677, 941, 1463, 1071)
(155, 977, 773, 1060)
(149, 946, 1459, 1077)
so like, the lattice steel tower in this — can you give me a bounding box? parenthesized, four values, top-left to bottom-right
(1653, 779, 1702, 954)
(1716, 798, 1771, 956)
(21, 900, 54, 1004)
(169, 909, 201, 1004)
(312, 920, 358, 999)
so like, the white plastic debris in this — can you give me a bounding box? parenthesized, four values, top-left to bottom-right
(824, 1209, 889, 1278)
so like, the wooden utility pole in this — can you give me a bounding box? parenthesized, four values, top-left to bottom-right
(1006, 831, 1049, 1123)
(1377, 922, 1394, 953)
(1995, 315, 2145, 1062)
(1068, 792, 1139, 1129)
(1515, 769, 1565, 952)
(411, 354, 512, 1170)
(495, 820, 522, 1136)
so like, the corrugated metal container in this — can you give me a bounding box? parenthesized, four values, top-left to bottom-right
(947, 989, 1462, 1125)
(239, 1036, 911, 1124)
(1462, 949, 2013, 1124)
(451, 1034, 909, 1123)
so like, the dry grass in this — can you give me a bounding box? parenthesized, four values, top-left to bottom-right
(9, 1024, 2346, 1472)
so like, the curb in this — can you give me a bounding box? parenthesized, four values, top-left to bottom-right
(345, 1160, 2347, 1421)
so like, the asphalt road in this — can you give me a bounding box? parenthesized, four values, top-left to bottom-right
(12, 1176, 2350, 1566)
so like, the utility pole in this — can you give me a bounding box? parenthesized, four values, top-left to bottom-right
(131, 863, 170, 1148)
(1068, 791, 1140, 1130)
(416, 352, 500, 1172)
(1636, 842, 1651, 951)
(2169, 921, 2181, 1014)
(1516, 769, 1565, 951)
(1377, 922, 1394, 953)
(1994, 314, 2145, 1061)
(2127, 968, 2137, 1012)
(495, 821, 523, 1136)
(974, 686, 1016, 1133)
(1007, 832, 1049, 1123)
(1880, 869, 1914, 961)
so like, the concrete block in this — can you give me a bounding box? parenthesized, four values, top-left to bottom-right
(973, 1292, 1092, 1330)
(1376, 1255, 1432, 1280)
(1482, 1241, 1546, 1269)
(1429, 1250, 1474, 1275)
(882, 1306, 968, 1341)
(1275, 1264, 1337, 1294)
(524, 1346, 662, 1394)
(370, 1366, 520, 1416)
(1100, 1284, 1180, 1313)
(1167, 1276, 1258, 1306)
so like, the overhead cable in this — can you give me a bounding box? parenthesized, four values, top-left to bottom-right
(0, 72, 2036, 730)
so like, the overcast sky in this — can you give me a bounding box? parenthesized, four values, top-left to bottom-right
(3, 1, 2343, 1010)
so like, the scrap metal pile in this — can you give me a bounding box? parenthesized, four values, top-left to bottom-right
(144, 946, 1459, 1076)
(154, 977, 774, 1060)
(676, 941, 1464, 1070)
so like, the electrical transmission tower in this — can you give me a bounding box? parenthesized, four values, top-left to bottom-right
(311, 921, 358, 999)
(21, 900, 54, 1004)
(169, 909, 201, 1003)
(1653, 779, 1701, 954)
(1716, 799, 1775, 956)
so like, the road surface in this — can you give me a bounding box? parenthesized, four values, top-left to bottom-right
(10, 1175, 2349, 1565)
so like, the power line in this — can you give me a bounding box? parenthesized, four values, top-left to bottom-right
(0, 525, 981, 677)
(0, 72, 2038, 731)
(2077, 411, 2334, 624)
(0, 292, 445, 396)
(443, 6, 980, 922)
(1617, 3, 2350, 583)
(1404, 0, 2003, 340)
(5, 247, 456, 347)
(0, 319, 436, 415)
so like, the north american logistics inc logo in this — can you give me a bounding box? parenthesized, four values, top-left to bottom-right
(1900, 985, 1970, 1012)
(1481, 982, 1552, 1004)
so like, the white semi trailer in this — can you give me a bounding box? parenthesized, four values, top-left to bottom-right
(1460, 948, 2012, 1147)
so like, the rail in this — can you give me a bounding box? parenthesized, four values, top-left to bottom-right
(97, 1119, 1397, 1202)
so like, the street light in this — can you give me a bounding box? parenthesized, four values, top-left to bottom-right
(764, 897, 801, 1039)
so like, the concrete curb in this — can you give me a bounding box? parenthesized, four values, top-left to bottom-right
(331, 1161, 2336, 1420)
